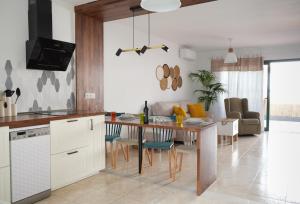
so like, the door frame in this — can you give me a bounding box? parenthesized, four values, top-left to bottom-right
(263, 58, 300, 131)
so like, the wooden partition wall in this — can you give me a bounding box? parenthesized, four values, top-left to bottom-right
(75, 13, 103, 111)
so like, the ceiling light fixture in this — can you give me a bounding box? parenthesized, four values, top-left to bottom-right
(141, 0, 181, 13)
(224, 38, 238, 64)
(140, 13, 169, 54)
(115, 9, 141, 56)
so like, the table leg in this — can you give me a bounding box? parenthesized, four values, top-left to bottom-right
(196, 131, 201, 195)
(138, 126, 143, 174)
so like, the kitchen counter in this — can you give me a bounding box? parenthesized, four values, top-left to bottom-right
(0, 110, 105, 129)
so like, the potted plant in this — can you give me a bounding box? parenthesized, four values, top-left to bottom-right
(189, 70, 226, 111)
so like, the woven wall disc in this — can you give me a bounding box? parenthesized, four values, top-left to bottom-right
(167, 76, 172, 89)
(156, 65, 164, 80)
(160, 78, 168, 91)
(174, 65, 180, 78)
(169, 67, 174, 78)
(172, 78, 178, 91)
(177, 76, 183, 88)
(163, 64, 170, 78)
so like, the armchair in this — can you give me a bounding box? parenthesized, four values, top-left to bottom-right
(224, 98, 261, 135)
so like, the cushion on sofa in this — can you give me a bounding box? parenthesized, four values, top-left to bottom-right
(187, 103, 206, 117)
(151, 101, 179, 116)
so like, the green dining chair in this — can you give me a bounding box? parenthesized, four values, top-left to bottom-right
(105, 123, 122, 169)
(142, 128, 177, 180)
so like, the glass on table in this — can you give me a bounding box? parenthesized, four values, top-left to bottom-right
(139, 113, 145, 124)
(111, 112, 116, 121)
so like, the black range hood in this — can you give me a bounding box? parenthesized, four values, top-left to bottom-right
(26, 0, 75, 71)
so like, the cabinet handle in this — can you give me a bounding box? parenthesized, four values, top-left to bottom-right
(67, 119, 78, 123)
(91, 119, 94, 130)
(67, 150, 78, 155)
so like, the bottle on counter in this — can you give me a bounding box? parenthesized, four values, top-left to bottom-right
(143, 101, 149, 124)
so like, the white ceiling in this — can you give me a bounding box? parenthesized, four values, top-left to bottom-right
(63, 0, 300, 51)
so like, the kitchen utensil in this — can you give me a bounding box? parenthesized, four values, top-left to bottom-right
(4, 90, 15, 97)
(0, 101, 4, 117)
(172, 78, 178, 91)
(15, 88, 21, 104)
(174, 65, 180, 79)
(11, 104, 17, 116)
(160, 78, 168, 90)
(163, 64, 170, 78)
(167, 76, 172, 89)
(177, 76, 183, 88)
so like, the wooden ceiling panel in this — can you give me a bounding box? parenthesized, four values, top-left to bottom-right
(75, 0, 216, 22)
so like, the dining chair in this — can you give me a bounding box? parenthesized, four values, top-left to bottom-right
(114, 125, 145, 168)
(142, 128, 177, 180)
(105, 123, 122, 169)
(175, 131, 196, 173)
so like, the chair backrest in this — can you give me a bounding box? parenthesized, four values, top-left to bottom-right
(224, 98, 250, 118)
(127, 125, 145, 140)
(106, 123, 122, 137)
(152, 128, 174, 143)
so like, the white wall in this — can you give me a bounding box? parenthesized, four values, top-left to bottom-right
(197, 44, 300, 69)
(0, 0, 75, 112)
(104, 20, 198, 113)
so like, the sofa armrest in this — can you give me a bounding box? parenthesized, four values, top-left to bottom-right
(227, 111, 242, 119)
(244, 111, 260, 119)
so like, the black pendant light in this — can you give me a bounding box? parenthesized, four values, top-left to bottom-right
(140, 13, 169, 54)
(115, 9, 141, 56)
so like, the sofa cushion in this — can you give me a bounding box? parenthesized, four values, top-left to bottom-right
(241, 119, 260, 125)
(188, 103, 206, 117)
(151, 101, 179, 116)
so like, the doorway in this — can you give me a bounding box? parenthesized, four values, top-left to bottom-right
(264, 59, 300, 132)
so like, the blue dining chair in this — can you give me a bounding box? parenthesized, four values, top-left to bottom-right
(105, 123, 122, 169)
(142, 128, 177, 180)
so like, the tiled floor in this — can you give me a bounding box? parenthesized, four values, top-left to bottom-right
(38, 121, 300, 204)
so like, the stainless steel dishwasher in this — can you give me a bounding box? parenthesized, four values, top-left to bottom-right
(10, 125, 51, 204)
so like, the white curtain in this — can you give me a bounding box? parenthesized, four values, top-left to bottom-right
(211, 57, 264, 122)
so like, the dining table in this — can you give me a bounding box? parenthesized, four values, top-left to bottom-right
(105, 117, 218, 196)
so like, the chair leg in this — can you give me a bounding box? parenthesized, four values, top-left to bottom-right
(151, 149, 154, 166)
(141, 149, 146, 174)
(113, 142, 118, 169)
(172, 147, 176, 181)
(121, 144, 127, 161)
(126, 145, 130, 162)
(109, 142, 115, 169)
(146, 149, 152, 166)
(178, 152, 183, 172)
(168, 150, 172, 179)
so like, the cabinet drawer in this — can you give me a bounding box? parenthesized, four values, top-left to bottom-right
(0, 127, 9, 168)
(0, 167, 11, 204)
(50, 118, 89, 154)
(51, 147, 88, 190)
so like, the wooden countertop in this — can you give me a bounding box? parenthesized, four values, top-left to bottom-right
(0, 110, 105, 129)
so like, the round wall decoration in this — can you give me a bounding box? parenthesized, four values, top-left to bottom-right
(169, 67, 174, 78)
(156, 65, 164, 80)
(174, 65, 180, 79)
(160, 78, 168, 90)
(163, 64, 170, 78)
(156, 64, 182, 91)
(177, 76, 183, 88)
(172, 78, 178, 91)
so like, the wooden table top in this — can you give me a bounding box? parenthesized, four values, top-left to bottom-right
(105, 118, 216, 132)
(0, 110, 105, 129)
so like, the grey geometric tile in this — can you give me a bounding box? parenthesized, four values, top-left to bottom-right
(37, 78, 43, 92)
(67, 92, 76, 110)
(54, 79, 60, 92)
(50, 72, 56, 85)
(66, 73, 71, 85)
(45, 71, 52, 78)
(5, 77, 13, 90)
(5, 60, 12, 75)
(28, 100, 42, 112)
(41, 71, 47, 85)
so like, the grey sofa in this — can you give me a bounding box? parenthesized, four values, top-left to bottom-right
(224, 98, 261, 135)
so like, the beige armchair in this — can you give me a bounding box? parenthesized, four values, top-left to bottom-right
(224, 98, 261, 135)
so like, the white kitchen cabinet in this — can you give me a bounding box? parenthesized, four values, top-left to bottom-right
(50, 117, 90, 154)
(51, 147, 89, 190)
(88, 116, 106, 173)
(0, 127, 9, 168)
(50, 115, 105, 190)
(0, 126, 10, 204)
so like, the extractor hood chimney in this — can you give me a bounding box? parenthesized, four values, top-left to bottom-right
(26, 0, 76, 71)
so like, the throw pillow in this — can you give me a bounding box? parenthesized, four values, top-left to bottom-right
(187, 103, 206, 118)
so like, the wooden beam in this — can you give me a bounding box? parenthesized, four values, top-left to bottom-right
(75, 0, 216, 22)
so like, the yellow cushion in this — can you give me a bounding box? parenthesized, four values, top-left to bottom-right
(173, 106, 187, 117)
(187, 103, 206, 118)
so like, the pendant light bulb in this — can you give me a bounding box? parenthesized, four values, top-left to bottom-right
(141, 0, 181, 12)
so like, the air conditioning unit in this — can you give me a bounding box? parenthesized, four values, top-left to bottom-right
(179, 48, 197, 61)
